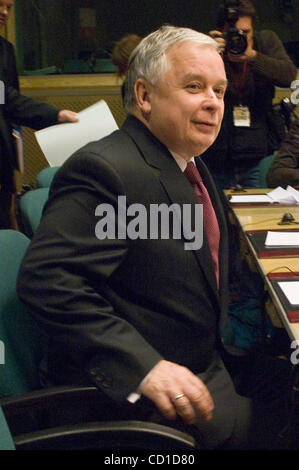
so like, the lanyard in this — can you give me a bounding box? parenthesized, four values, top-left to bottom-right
(228, 62, 248, 104)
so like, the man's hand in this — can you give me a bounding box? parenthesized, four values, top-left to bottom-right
(57, 110, 79, 123)
(209, 30, 226, 54)
(140, 360, 214, 425)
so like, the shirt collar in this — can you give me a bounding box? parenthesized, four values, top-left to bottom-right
(169, 150, 195, 172)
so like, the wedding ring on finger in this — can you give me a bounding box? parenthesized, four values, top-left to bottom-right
(173, 393, 185, 401)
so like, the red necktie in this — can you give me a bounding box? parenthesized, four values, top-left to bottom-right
(184, 161, 220, 287)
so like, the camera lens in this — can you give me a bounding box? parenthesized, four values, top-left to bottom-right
(227, 30, 247, 55)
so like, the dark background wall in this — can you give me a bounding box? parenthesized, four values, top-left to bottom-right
(16, 0, 299, 72)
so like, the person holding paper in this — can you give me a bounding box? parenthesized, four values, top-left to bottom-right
(18, 26, 295, 449)
(0, 85, 78, 229)
(0, 0, 22, 228)
(0, 0, 78, 229)
(0, 1, 19, 91)
(267, 118, 299, 189)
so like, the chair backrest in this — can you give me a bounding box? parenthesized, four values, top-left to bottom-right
(0, 405, 15, 450)
(258, 154, 275, 187)
(19, 188, 49, 238)
(37, 166, 60, 188)
(0, 230, 43, 398)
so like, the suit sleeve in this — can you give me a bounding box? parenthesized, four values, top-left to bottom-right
(3, 86, 59, 129)
(6, 41, 19, 90)
(17, 150, 163, 402)
(252, 30, 297, 87)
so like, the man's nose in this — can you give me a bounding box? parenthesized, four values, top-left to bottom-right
(202, 89, 221, 110)
(1, 4, 10, 15)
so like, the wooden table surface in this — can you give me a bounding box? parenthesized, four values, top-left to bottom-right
(226, 189, 299, 341)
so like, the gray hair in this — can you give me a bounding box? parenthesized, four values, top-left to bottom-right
(123, 25, 219, 113)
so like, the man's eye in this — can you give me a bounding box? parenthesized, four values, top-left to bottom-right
(186, 83, 201, 92)
(214, 88, 226, 97)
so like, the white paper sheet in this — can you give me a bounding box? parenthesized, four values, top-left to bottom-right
(229, 186, 299, 204)
(267, 186, 299, 204)
(265, 231, 299, 246)
(278, 281, 299, 305)
(229, 194, 272, 203)
(286, 185, 299, 203)
(35, 100, 118, 167)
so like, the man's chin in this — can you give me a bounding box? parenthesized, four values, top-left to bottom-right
(192, 138, 217, 156)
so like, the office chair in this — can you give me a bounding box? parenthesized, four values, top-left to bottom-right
(0, 230, 196, 450)
(23, 66, 60, 76)
(0, 406, 195, 451)
(258, 154, 275, 187)
(37, 166, 60, 188)
(18, 187, 49, 237)
(0, 405, 15, 450)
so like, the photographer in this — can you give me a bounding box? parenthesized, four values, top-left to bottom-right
(202, 0, 297, 189)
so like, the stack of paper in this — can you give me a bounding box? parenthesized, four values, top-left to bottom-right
(229, 186, 299, 204)
(267, 186, 299, 204)
(35, 100, 119, 167)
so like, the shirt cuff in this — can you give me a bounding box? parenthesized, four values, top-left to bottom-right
(126, 368, 154, 404)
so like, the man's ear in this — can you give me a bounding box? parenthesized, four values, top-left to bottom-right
(134, 78, 152, 114)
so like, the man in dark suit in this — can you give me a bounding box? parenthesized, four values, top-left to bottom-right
(0, 84, 78, 229)
(17, 25, 293, 449)
(0, 34, 18, 91)
(0, 0, 78, 229)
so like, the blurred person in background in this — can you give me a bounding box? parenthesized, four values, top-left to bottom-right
(202, 0, 296, 190)
(267, 117, 299, 188)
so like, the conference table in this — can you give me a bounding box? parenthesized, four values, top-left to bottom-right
(225, 188, 299, 342)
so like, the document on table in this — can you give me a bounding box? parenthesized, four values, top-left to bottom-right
(265, 231, 299, 246)
(229, 186, 299, 204)
(35, 100, 118, 167)
(278, 281, 299, 305)
(268, 186, 299, 204)
(229, 194, 272, 203)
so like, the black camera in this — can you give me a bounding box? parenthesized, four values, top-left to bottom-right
(219, 0, 248, 55)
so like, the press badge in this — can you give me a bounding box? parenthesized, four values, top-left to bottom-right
(233, 105, 251, 127)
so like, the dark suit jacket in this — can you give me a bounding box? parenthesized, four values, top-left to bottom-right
(0, 37, 59, 187)
(18, 115, 229, 404)
(267, 118, 299, 188)
(0, 86, 59, 187)
(0, 36, 19, 90)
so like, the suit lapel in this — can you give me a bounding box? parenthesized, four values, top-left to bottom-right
(122, 116, 223, 305)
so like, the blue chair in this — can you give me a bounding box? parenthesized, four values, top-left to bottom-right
(0, 230, 42, 398)
(0, 406, 15, 450)
(23, 66, 61, 76)
(37, 166, 60, 188)
(63, 59, 93, 73)
(258, 155, 275, 187)
(93, 59, 117, 73)
(0, 230, 195, 450)
(19, 188, 49, 237)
